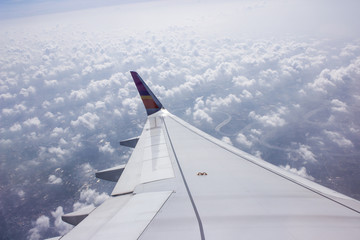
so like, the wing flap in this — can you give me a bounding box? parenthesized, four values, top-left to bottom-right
(95, 165, 126, 182)
(111, 115, 175, 196)
(120, 137, 139, 148)
(62, 205, 95, 226)
(61, 191, 172, 240)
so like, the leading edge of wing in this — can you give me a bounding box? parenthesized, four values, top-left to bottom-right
(130, 71, 163, 116)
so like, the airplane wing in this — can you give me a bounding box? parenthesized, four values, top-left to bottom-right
(56, 71, 360, 240)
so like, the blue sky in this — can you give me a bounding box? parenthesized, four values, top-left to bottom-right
(1, 0, 360, 239)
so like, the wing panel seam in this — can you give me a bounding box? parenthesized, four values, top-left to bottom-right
(163, 117, 206, 240)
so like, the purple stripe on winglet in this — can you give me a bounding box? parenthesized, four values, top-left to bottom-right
(130, 71, 164, 116)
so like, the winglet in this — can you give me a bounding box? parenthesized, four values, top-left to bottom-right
(130, 71, 163, 115)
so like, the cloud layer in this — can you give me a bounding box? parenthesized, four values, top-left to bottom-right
(0, 1, 359, 239)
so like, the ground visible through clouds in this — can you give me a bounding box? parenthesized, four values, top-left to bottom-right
(0, 1, 360, 239)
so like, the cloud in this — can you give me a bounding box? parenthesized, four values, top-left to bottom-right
(205, 94, 241, 112)
(232, 75, 256, 87)
(307, 57, 360, 94)
(249, 110, 286, 127)
(122, 97, 139, 116)
(0, 93, 16, 100)
(44, 79, 58, 86)
(19, 86, 36, 97)
(48, 146, 69, 159)
(73, 188, 109, 212)
(54, 97, 64, 104)
(71, 112, 100, 130)
(296, 144, 317, 163)
(98, 141, 115, 154)
(28, 215, 50, 240)
(192, 97, 213, 124)
(48, 175, 62, 185)
(324, 130, 354, 148)
(17, 189, 25, 198)
(1, 5, 360, 239)
(289, 144, 317, 163)
(23, 117, 41, 127)
(280, 164, 315, 181)
(10, 123, 22, 132)
(70, 89, 88, 100)
(250, 128, 262, 135)
(258, 68, 280, 86)
(50, 127, 67, 138)
(331, 99, 347, 112)
(193, 109, 213, 124)
(236, 133, 252, 148)
(241, 89, 253, 99)
(221, 136, 233, 145)
(51, 206, 73, 235)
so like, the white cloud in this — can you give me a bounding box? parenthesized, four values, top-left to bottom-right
(295, 144, 317, 163)
(28, 215, 50, 240)
(71, 112, 100, 130)
(236, 133, 252, 148)
(280, 164, 315, 181)
(50, 127, 66, 138)
(98, 141, 115, 154)
(10, 123, 22, 132)
(232, 75, 256, 87)
(70, 89, 88, 100)
(340, 44, 360, 57)
(0, 93, 16, 100)
(42, 100, 51, 108)
(48, 175, 62, 184)
(324, 130, 353, 148)
(249, 110, 286, 127)
(192, 97, 213, 124)
(258, 69, 280, 86)
(221, 136, 233, 145)
(193, 109, 213, 124)
(44, 79, 58, 86)
(95, 101, 106, 109)
(81, 162, 95, 178)
(241, 89, 253, 99)
(17, 189, 25, 198)
(2, 108, 16, 115)
(51, 206, 73, 235)
(331, 99, 347, 112)
(122, 97, 139, 116)
(48, 146, 69, 159)
(73, 188, 109, 212)
(205, 94, 241, 112)
(19, 86, 36, 97)
(307, 71, 336, 93)
(54, 97, 64, 104)
(23, 117, 41, 127)
(250, 128, 262, 135)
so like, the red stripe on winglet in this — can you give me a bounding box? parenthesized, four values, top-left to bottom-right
(142, 99, 159, 109)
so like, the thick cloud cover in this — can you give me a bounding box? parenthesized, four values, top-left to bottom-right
(0, 0, 360, 239)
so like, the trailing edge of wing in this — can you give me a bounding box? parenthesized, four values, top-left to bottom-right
(130, 71, 163, 115)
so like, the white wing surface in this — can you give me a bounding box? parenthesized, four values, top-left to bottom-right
(56, 72, 360, 240)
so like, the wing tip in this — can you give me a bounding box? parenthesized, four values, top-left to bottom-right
(129, 71, 163, 116)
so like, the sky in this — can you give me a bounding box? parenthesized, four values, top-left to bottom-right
(0, 0, 360, 239)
